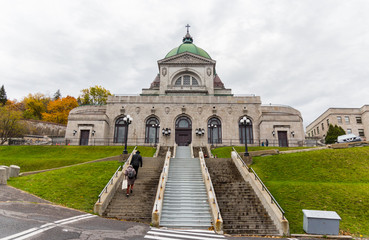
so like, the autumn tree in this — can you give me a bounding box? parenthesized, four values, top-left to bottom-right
(5, 99, 25, 112)
(0, 85, 7, 106)
(0, 106, 25, 144)
(78, 85, 112, 105)
(42, 96, 78, 124)
(22, 93, 50, 120)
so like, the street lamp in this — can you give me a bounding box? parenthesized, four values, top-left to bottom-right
(122, 115, 133, 154)
(162, 128, 171, 136)
(208, 124, 217, 147)
(152, 123, 160, 146)
(240, 116, 251, 156)
(195, 128, 205, 136)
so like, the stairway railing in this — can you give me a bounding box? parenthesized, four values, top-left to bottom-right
(94, 146, 137, 215)
(152, 147, 171, 227)
(97, 166, 121, 203)
(232, 147, 285, 219)
(199, 147, 223, 233)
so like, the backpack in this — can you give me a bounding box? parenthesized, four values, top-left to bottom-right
(127, 168, 135, 179)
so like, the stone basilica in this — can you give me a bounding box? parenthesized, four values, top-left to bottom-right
(66, 28, 304, 147)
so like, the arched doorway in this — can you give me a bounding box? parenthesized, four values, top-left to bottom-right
(175, 116, 192, 146)
(208, 117, 222, 144)
(114, 117, 127, 143)
(145, 117, 160, 144)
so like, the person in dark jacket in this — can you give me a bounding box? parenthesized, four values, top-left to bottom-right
(130, 150, 142, 179)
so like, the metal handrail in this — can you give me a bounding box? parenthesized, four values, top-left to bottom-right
(122, 146, 137, 168)
(97, 146, 137, 203)
(98, 165, 121, 203)
(200, 147, 222, 221)
(232, 147, 285, 219)
(153, 147, 171, 213)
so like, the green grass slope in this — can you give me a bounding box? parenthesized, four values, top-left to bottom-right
(0, 146, 155, 172)
(8, 161, 121, 212)
(211, 146, 311, 158)
(252, 147, 369, 236)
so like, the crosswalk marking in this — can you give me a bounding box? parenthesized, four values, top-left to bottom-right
(1, 214, 96, 240)
(145, 228, 227, 240)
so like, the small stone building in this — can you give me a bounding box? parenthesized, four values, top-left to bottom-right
(66, 30, 304, 147)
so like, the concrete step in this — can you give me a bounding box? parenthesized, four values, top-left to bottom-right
(102, 157, 165, 223)
(205, 157, 279, 235)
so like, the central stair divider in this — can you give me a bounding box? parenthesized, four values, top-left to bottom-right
(156, 146, 213, 230)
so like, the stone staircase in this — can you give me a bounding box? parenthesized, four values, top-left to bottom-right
(103, 157, 164, 223)
(160, 146, 212, 229)
(206, 158, 279, 235)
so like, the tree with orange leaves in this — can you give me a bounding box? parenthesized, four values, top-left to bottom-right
(42, 96, 78, 124)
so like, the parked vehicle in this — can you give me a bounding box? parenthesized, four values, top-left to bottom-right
(337, 134, 361, 143)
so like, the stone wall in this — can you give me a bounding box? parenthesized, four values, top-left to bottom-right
(22, 120, 66, 137)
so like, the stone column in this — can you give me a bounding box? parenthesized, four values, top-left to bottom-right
(9, 165, 20, 178)
(0, 167, 7, 185)
(0, 166, 10, 179)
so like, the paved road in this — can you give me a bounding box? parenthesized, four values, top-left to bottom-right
(0, 185, 324, 240)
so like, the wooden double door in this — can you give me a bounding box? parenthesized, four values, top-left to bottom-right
(278, 131, 288, 147)
(79, 130, 90, 146)
(175, 130, 192, 146)
(175, 116, 192, 146)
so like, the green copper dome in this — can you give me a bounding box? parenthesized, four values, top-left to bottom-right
(165, 30, 212, 59)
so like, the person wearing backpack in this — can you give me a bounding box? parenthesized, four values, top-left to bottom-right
(124, 165, 136, 197)
(130, 150, 142, 179)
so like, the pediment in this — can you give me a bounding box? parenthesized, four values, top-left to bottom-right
(158, 52, 216, 65)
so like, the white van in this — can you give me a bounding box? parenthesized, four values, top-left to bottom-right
(337, 134, 361, 143)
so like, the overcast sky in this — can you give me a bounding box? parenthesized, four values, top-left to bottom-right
(1, 0, 369, 128)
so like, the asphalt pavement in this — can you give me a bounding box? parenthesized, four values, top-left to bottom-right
(0, 185, 328, 240)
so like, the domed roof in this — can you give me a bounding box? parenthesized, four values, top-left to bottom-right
(165, 29, 211, 59)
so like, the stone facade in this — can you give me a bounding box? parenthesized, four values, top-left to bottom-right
(306, 105, 369, 141)
(66, 31, 304, 147)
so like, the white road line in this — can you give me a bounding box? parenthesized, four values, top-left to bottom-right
(145, 231, 226, 240)
(0, 214, 96, 240)
(145, 235, 181, 240)
(15, 226, 56, 240)
(54, 213, 91, 224)
(0, 228, 38, 240)
(149, 228, 224, 238)
(59, 215, 96, 225)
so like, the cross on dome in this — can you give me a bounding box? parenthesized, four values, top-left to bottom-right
(185, 24, 190, 33)
(183, 24, 193, 43)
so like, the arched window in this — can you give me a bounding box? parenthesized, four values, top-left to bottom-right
(176, 116, 192, 128)
(208, 117, 222, 144)
(114, 117, 127, 143)
(173, 74, 200, 86)
(145, 117, 160, 143)
(175, 78, 181, 85)
(239, 117, 253, 144)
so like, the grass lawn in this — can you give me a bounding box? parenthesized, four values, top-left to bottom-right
(251, 147, 369, 236)
(0, 145, 155, 172)
(8, 161, 122, 213)
(211, 146, 312, 158)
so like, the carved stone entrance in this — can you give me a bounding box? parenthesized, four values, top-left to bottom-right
(79, 130, 90, 146)
(175, 116, 192, 146)
(278, 131, 288, 147)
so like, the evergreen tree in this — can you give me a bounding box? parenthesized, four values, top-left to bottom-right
(325, 124, 346, 144)
(53, 89, 61, 100)
(0, 85, 7, 106)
